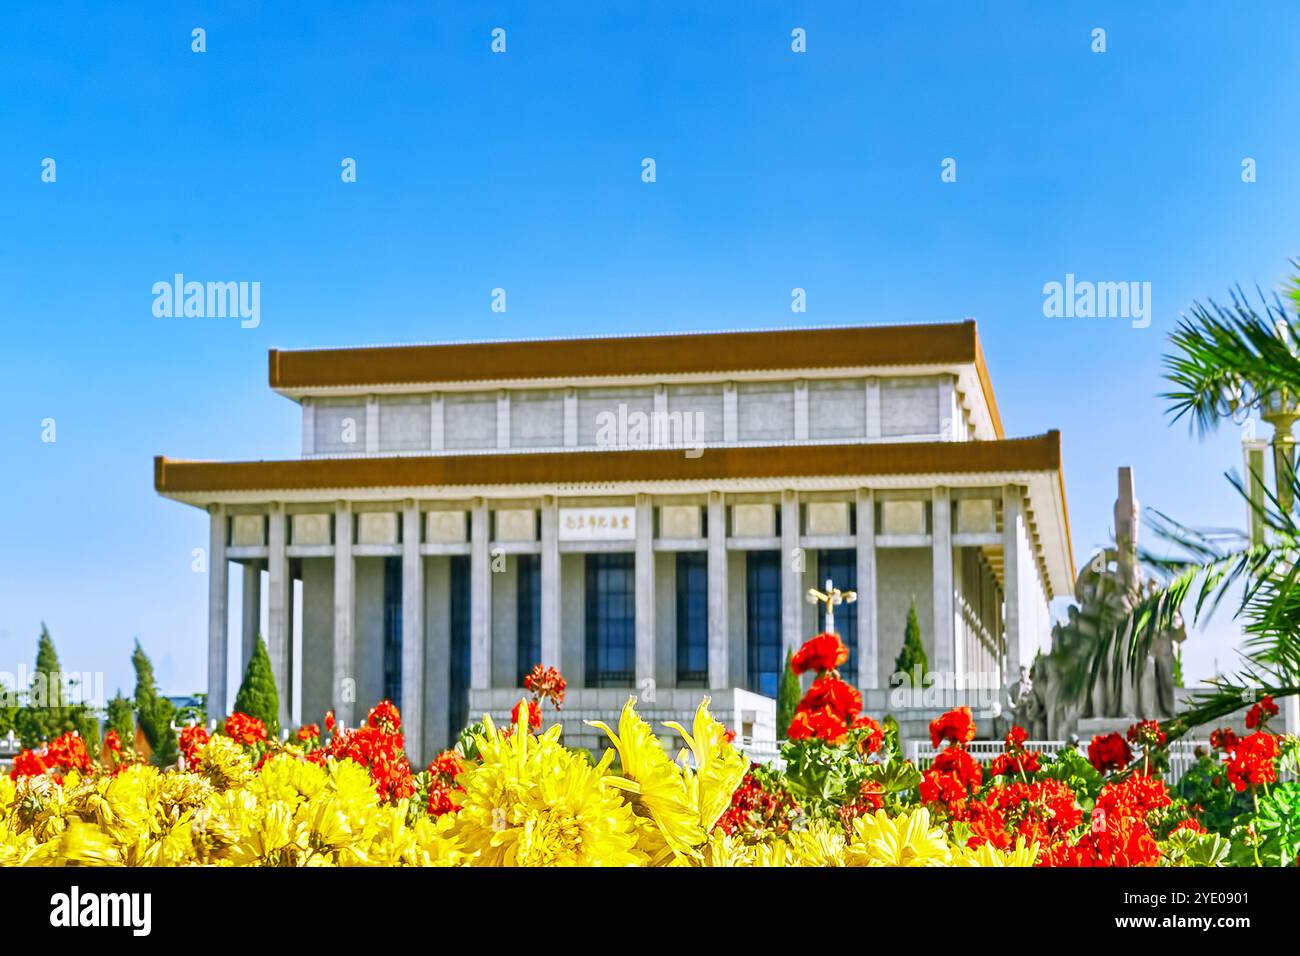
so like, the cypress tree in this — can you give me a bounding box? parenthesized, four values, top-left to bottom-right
(233, 637, 280, 737)
(106, 691, 135, 740)
(775, 647, 802, 739)
(16, 624, 74, 747)
(894, 599, 928, 687)
(132, 640, 178, 766)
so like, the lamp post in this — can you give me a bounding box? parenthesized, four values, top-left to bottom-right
(1261, 388, 1300, 515)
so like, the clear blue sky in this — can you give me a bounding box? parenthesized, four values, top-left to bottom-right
(2, 2, 1297, 699)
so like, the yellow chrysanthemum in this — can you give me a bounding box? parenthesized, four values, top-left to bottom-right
(587, 698, 706, 864)
(452, 710, 645, 866)
(845, 808, 951, 867)
(952, 838, 1039, 867)
(663, 698, 749, 835)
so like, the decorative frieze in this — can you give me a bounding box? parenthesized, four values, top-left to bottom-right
(956, 498, 996, 534)
(291, 513, 331, 546)
(495, 508, 537, 542)
(357, 512, 398, 546)
(880, 499, 926, 536)
(426, 510, 467, 544)
(230, 514, 266, 547)
(732, 503, 775, 538)
(805, 501, 850, 537)
(659, 504, 701, 539)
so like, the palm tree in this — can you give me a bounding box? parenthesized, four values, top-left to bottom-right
(1084, 265, 1300, 741)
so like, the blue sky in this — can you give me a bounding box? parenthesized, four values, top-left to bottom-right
(2, 1, 1298, 699)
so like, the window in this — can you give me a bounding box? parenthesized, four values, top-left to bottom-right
(516, 554, 541, 685)
(382, 557, 402, 706)
(746, 551, 782, 697)
(449, 555, 471, 739)
(816, 549, 858, 686)
(585, 553, 635, 687)
(676, 552, 708, 686)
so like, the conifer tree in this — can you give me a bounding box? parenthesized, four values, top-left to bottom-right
(233, 637, 281, 737)
(776, 647, 802, 739)
(106, 691, 135, 740)
(16, 625, 74, 747)
(894, 599, 929, 687)
(132, 640, 178, 766)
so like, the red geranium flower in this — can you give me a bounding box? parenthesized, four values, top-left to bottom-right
(296, 723, 321, 742)
(1245, 695, 1279, 730)
(324, 710, 336, 733)
(798, 675, 862, 722)
(1087, 732, 1132, 772)
(791, 633, 849, 676)
(511, 698, 543, 732)
(1224, 731, 1280, 792)
(367, 700, 402, 733)
(1209, 727, 1238, 752)
(522, 665, 567, 709)
(788, 706, 850, 745)
(179, 724, 211, 768)
(224, 712, 268, 746)
(1126, 719, 1166, 749)
(929, 707, 976, 748)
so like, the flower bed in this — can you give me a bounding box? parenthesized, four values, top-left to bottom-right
(2, 649, 1297, 867)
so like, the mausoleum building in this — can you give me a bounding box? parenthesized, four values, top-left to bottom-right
(154, 321, 1074, 760)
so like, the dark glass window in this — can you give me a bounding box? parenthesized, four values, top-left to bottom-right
(449, 555, 471, 739)
(816, 549, 858, 686)
(746, 551, 782, 697)
(676, 552, 709, 686)
(516, 554, 541, 686)
(382, 556, 402, 705)
(585, 552, 635, 687)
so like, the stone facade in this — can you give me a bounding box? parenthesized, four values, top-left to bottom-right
(156, 322, 1075, 762)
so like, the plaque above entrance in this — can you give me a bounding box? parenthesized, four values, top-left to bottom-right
(559, 506, 636, 541)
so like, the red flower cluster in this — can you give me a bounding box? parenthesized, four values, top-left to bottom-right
(522, 665, 567, 709)
(1209, 727, 1238, 752)
(1044, 773, 1169, 867)
(296, 724, 321, 743)
(989, 724, 1042, 778)
(179, 724, 211, 768)
(928, 706, 976, 748)
(510, 698, 543, 733)
(325, 711, 336, 733)
(791, 633, 849, 676)
(1086, 732, 1132, 772)
(224, 713, 268, 746)
(1245, 695, 1279, 730)
(838, 780, 887, 833)
(103, 730, 124, 754)
(968, 778, 1081, 851)
(1126, 719, 1166, 749)
(425, 750, 466, 816)
(8, 732, 93, 782)
(367, 700, 402, 733)
(714, 768, 799, 839)
(787, 675, 876, 745)
(309, 702, 415, 802)
(1224, 731, 1281, 792)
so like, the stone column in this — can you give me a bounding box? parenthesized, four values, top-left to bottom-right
(931, 488, 954, 677)
(207, 506, 228, 719)
(470, 499, 491, 689)
(540, 497, 561, 668)
(707, 493, 729, 688)
(635, 495, 656, 689)
(241, 562, 261, 669)
(1002, 485, 1024, 684)
(333, 502, 355, 727)
(401, 502, 424, 762)
(266, 504, 291, 729)
(855, 489, 879, 689)
(781, 490, 802, 657)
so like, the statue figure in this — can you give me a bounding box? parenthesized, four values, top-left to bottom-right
(1007, 665, 1046, 739)
(1028, 468, 1186, 735)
